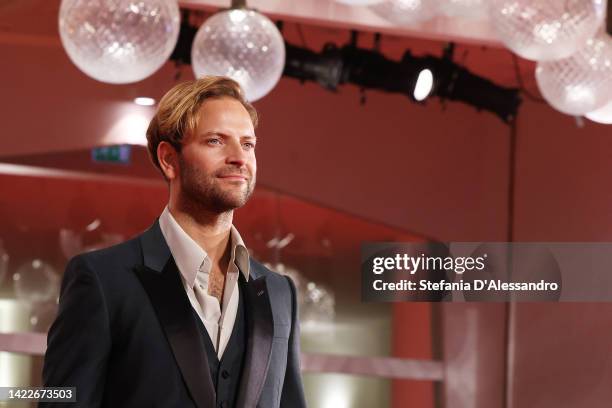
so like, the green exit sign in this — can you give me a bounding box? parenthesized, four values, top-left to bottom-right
(91, 145, 131, 164)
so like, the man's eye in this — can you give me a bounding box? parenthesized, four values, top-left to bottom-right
(207, 138, 221, 145)
(243, 142, 256, 149)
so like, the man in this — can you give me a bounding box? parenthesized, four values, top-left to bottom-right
(42, 76, 307, 408)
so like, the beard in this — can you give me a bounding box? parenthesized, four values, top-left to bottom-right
(178, 155, 255, 213)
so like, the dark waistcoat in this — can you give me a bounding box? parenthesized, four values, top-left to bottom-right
(191, 276, 247, 408)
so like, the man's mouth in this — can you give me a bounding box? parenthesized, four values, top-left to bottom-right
(218, 174, 247, 181)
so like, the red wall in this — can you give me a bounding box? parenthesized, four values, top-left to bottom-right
(3, 23, 612, 408)
(0, 39, 511, 242)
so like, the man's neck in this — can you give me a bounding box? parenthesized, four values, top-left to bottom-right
(168, 203, 233, 267)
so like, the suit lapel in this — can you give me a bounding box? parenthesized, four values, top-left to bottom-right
(236, 263, 274, 408)
(134, 221, 215, 408)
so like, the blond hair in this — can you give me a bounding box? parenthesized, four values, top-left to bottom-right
(146, 76, 258, 172)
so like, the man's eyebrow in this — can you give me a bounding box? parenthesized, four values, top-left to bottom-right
(199, 131, 256, 139)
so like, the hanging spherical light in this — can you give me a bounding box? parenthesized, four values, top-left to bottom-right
(13, 259, 60, 304)
(30, 301, 59, 333)
(369, 0, 440, 27)
(440, 0, 487, 19)
(535, 30, 612, 116)
(191, 8, 285, 102)
(58, 0, 180, 84)
(585, 100, 612, 124)
(303, 281, 335, 324)
(488, 0, 605, 61)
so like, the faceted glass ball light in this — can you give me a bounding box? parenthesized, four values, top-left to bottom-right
(58, 0, 180, 84)
(192, 9, 286, 102)
(440, 0, 487, 19)
(536, 31, 612, 115)
(488, 0, 605, 61)
(586, 100, 612, 124)
(13, 259, 60, 303)
(369, 0, 439, 27)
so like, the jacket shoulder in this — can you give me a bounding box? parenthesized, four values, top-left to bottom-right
(250, 258, 284, 280)
(70, 233, 143, 271)
(250, 259, 294, 294)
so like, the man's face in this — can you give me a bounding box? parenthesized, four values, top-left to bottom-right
(176, 97, 257, 213)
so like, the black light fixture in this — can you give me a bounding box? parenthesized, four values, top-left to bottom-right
(283, 40, 522, 123)
(170, 15, 522, 123)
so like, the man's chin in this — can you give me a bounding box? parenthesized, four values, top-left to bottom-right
(214, 191, 252, 210)
(221, 198, 247, 209)
(184, 182, 254, 212)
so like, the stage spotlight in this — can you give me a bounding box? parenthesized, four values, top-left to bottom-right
(413, 68, 434, 101)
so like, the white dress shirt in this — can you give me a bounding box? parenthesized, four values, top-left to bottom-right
(159, 206, 250, 359)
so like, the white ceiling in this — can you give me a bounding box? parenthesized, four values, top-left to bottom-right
(181, 0, 502, 46)
(0, 0, 502, 47)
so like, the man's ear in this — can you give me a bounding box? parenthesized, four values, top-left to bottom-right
(157, 141, 179, 181)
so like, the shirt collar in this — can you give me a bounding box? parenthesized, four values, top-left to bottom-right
(158, 206, 250, 288)
(229, 223, 251, 279)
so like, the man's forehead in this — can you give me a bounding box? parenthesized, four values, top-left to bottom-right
(198, 96, 247, 112)
(194, 99, 255, 134)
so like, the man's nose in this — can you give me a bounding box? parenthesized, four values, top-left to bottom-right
(225, 140, 247, 167)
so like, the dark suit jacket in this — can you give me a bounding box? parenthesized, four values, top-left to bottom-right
(41, 220, 307, 408)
